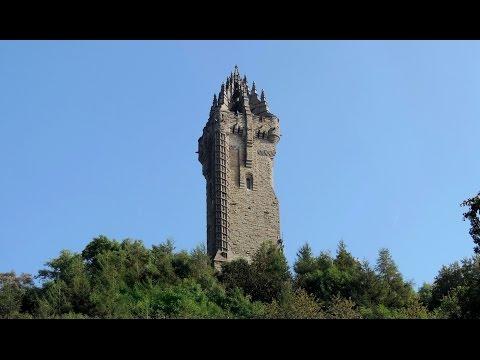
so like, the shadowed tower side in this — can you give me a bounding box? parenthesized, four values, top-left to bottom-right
(198, 66, 282, 268)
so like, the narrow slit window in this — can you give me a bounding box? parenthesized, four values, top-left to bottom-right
(246, 174, 253, 190)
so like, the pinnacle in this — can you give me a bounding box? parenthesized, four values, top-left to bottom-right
(218, 83, 225, 102)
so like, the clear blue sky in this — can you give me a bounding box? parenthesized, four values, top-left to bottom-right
(1, 40, 479, 287)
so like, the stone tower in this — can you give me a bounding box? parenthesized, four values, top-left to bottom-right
(197, 66, 282, 268)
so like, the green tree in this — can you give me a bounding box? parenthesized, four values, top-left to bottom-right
(418, 282, 433, 308)
(430, 256, 480, 318)
(36, 280, 73, 318)
(461, 192, 480, 253)
(265, 287, 324, 319)
(219, 242, 290, 304)
(119, 239, 150, 287)
(249, 242, 291, 303)
(293, 241, 369, 306)
(218, 258, 252, 294)
(221, 287, 266, 319)
(81, 235, 120, 270)
(0, 272, 34, 318)
(128, 279, 226, 319)
(293, 244, 317, 281)
(37, 250, 91, 315)
(146, 239, 177, 285)
(374, 248, 415, 309)
(325, 295, 361, 319)
(88, 249, 130, 318)
(429, 261, 464, 310)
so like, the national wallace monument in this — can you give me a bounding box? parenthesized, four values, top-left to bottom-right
(198, 66, 282, 269)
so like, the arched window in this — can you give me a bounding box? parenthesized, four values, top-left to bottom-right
(246, 174, 253, 190)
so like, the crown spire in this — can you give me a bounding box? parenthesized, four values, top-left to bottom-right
(218, 83, 226, 105)
(210, 68, 276, 117)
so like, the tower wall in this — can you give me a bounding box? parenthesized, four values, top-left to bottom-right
(225, 112, 281, 261)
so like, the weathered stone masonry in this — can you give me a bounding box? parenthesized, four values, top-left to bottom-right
(198, 66, 282, 268)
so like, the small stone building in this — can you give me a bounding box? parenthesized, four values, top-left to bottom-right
(197, 66, 282, 268)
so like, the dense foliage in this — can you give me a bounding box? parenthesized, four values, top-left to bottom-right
(0, 237, 434, 319)
(462, 192, 480, 254)
(0, 193, 479, 319)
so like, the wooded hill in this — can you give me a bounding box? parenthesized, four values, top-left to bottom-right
(1, 193, 479, 319)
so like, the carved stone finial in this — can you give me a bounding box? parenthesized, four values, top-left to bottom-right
(251, 81, 257, 94)
(260, 89, 265, 102)
(218, 83, 225, 104)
